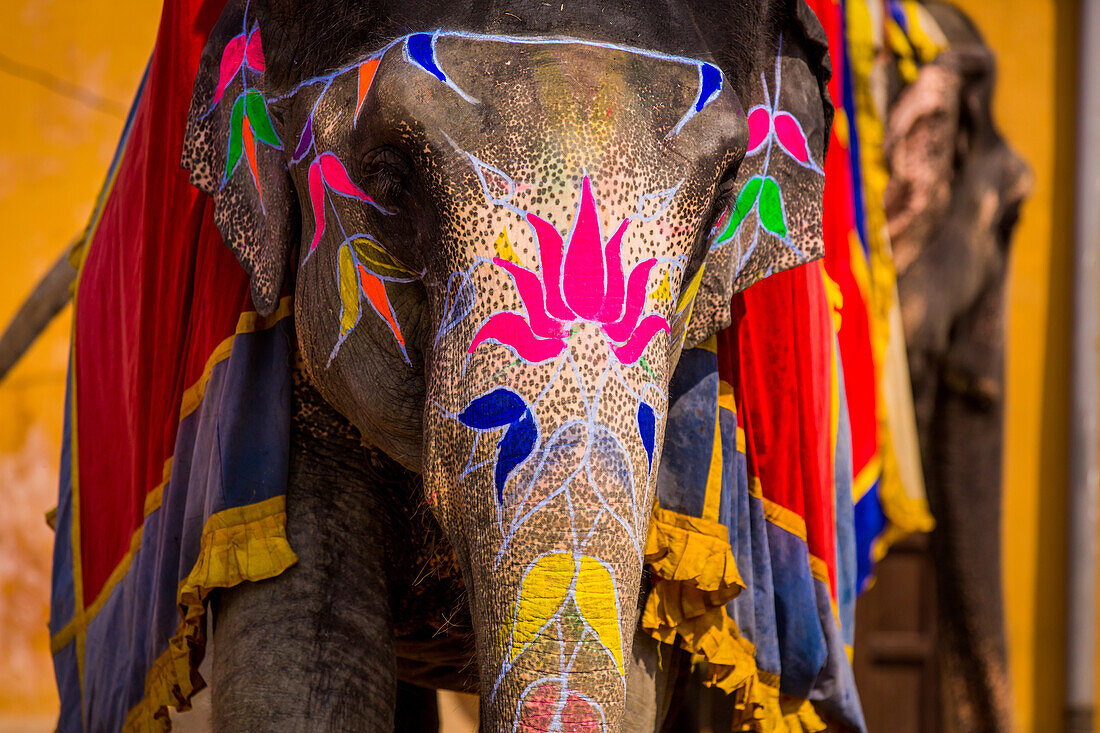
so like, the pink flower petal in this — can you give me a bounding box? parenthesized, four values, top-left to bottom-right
(561, 176, 607, 320)
(774, 111, 810, 164)
(746, 105, 771, 154)
(212, 34, 246, 107)
(469, 313, 567, 363)
(611, 314, 670, 364)
(318, 152, 373, 201)
(494, 258, 569, 339)
(602, 258, 657, 344)
(308, 159, 326, 254)
(516, 683, 605, 732)
(595, 218, 630, 324)
(527, 212, 575, 322)
(245, 28, 265, 72)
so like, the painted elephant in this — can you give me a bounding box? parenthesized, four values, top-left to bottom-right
(166, 0, 834, 731)
(884, 3, 1030, 730)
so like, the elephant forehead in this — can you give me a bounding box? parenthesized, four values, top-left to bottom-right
(430, 35, 704, 127)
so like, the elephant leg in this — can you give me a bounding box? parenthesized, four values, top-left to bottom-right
(211, 369, 405, 731)
(623, 632, 692, 732)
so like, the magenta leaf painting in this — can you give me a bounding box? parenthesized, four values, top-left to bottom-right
(744, 104, 819, 172)
(213, 28, 266, 107)
(469, 176, 670, 365)
(773, 111, 811, 164)
(307, 152, 386, 257)
(747, 106, 771, 154)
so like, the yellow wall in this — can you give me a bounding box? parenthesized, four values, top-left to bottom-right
(0, 0, 158, 719)
(949, 1, 1080, 731)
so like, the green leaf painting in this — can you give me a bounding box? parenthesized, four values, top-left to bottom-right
(225, 95, 246, 180)
(712, 174, 789, 245)
(224, 89, 282, 182)
(244, 90, 282, 147)
(758, 177, 787, 237)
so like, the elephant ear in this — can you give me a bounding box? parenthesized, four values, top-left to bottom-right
(182, 0, 294, 317)
(683, 0, 832, 347)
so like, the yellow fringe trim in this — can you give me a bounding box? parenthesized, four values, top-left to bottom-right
(641, 503, 838, 731)
(121, 496, 298, 731)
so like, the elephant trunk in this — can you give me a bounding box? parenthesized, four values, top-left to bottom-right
(423, 325, 664, 732)
(467, 541, 641, 732)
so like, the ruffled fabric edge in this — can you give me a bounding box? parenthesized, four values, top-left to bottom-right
(121, 496, 298, 732)
(640, 502, 836, 733)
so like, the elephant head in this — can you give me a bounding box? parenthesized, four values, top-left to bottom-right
(183, 2, 831, 729)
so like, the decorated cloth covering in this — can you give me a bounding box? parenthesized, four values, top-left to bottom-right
(49, 0, 297, 729)
(634, 0, 946, 727)
(643, 262, 864, 732)
(822, 0, 936, 590)
(797, 0, 937, 591)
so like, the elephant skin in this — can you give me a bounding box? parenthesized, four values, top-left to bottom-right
(172, 1, 835, 731)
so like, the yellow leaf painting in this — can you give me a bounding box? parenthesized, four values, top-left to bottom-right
(574, 556, 624, 676)
(337, 242, 361, 337)
(348, 236, 415, 280)
(509, 551, 574, 662)
(650, 269, 672, 300)
(674, 264, 706, 315)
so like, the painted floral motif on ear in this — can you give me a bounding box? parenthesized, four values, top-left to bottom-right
(205, 14, 283, 209)
(708, 44, 824, 277)
(224, 91, 282, 205)
(745, 105, 820, 171)
(469, 176, 670, 365)
(212, 27, 265, 106)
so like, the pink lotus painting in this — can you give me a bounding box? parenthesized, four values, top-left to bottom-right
(470, 176, 670, 365)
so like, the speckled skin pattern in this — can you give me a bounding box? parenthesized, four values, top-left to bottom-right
(181, 2, 830, 730)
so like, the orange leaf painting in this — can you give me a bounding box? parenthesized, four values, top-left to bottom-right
(355, 58, 380, 122)
(242, 115, 261, 206)
(357, 263, 406, 353)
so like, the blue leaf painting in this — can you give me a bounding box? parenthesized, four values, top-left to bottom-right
(407, 32, 447, 82)
(457, 388, 528, 430)
(637, 402, 656, 469)
(455, 387, 540, 503)
(696, 63, 722, 111)
(495, 413, 538, 503)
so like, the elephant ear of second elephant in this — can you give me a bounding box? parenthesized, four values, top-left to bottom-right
(683, 0, 833, 348)
(182, 0, 295, 317)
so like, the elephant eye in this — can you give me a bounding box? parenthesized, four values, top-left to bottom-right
(701, 163, 741, 241)
(713, 162, 740, 204)
(363, 146, 414, 200)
